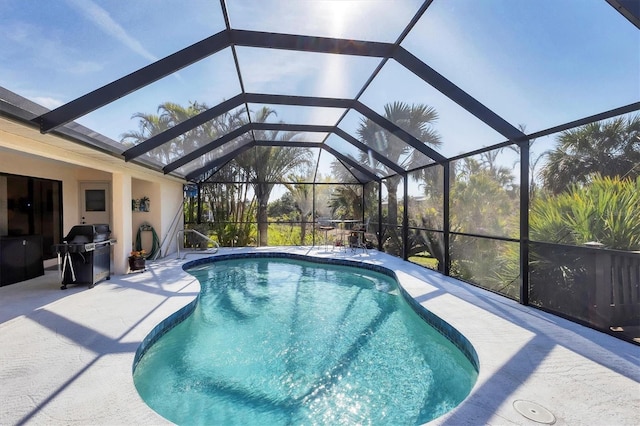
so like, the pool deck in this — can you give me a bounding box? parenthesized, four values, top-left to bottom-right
(0, 247, 638, 425)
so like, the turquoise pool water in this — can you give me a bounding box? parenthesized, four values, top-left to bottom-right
(133, 257, 477, 425)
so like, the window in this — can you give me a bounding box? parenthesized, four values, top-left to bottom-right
(85, 189, 106, 212)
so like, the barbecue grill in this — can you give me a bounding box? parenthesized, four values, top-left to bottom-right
(53, 224, 116, 289)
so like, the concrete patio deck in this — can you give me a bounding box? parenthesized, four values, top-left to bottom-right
(0, 247, 638, 425)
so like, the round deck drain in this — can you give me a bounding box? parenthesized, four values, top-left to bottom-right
(513, 400, 556, 424)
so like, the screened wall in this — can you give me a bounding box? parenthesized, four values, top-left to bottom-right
(1, 0, 638, 343)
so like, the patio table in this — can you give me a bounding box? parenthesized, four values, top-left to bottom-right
(329, 219, 360, 250)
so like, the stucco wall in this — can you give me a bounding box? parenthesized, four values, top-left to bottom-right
(131, 178, 183, 259)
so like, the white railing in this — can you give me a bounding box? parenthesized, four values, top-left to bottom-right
(176, 229, 219, 259)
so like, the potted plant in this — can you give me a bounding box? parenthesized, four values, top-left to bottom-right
(128, 249, 146, 271)
(140, 196, 150, 212)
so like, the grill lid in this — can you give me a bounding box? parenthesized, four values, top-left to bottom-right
(63, 224, 111, 243)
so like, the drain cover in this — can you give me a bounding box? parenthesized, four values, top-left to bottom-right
(513, 400, 556, 424)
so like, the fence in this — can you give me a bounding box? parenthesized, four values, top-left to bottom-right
(530, 242, 640, 333)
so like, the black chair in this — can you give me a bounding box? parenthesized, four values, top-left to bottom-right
(316, 217, 335, 251)
(351, 218, 369, 253)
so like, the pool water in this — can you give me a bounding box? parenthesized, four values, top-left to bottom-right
(133, 257, 477, 425)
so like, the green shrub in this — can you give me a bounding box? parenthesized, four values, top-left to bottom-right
(531, 175, 640, 250)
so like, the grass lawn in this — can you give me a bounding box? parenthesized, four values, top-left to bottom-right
(409, 254, 439, 270)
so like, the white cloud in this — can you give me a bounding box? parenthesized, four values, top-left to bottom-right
(66, 0, 157, 62)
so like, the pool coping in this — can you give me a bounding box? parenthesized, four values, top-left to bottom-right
(1, 246, 638, 425)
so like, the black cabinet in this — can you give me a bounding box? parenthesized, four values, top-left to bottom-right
(0, 235, 44, 286)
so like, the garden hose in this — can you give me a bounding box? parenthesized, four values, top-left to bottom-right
(135, 222, 161, 260)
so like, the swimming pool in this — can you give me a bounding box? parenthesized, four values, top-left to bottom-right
(133, 254, 478, 425)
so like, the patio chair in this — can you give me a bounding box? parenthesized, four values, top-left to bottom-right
(351, 218, 370, 253)
(316, 217, 335, 251)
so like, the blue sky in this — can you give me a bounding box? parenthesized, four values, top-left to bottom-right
(0, 0, 638, 180)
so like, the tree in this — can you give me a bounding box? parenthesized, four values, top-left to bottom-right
(122, 102, 203, 163)
(508, 124, 547, 200)
(521, 175, 640, 321)
(121, 101, 247, 168)
(324, 159, 364, 219)
(283, 174, 314, 244)
(356, 102, 442, 250)
(235, 107, 312, 246)
(491, 174, 640, 311)
(201, 174, 256, 247)
(268, 191, 297, 218)
(410, 156, 518, 278)
(328, 185, 362, 220)
(541, 115, 640, 194)
(124, 102, 315, 247)
(451, 156, 518, 237)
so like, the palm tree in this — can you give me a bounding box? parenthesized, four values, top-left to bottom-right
(479, 150, 516, 192)
(120, 101, 247, 169)
(283, 174, 314, 244)
(328, 185, 362, 219)
(236, 107, 313, 246)
(507, 124, 548, 199)
(541, 114, 640, 194)
(325, 160, 363, 219)
(452, 156, 518, 237)
(121, 110, 174, 163)
(356, 102, 442, 228)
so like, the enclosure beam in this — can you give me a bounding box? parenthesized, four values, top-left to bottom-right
(312, 184, 317, 247)
(196, 184, 202, 224)
(247, 94, 447, 165)
(229, 29, 395, 57)
(32, 28, 524, 187)
(443, 162, 451, 276)
(403, 174, 409, 260)
(394, 47, 527, 143)
(526, 102, 640, 141)
(122, 90, 443, 171)
(123, 94, 245, 161)
(519, 142, 530, 305)
(322, 146, 380, 182)
(245, 93, 354, 109)
(606, 0, 640, 28)
(168, 122, 377, 178)
(122, 90, 452, 167)
(34, 28, 520, 169)
(165, 125, 251, 173)
(333, 129, 406, 176)
(34, 30, 231, 133)
(378, 180, 383, 252)
(253, 123, 335, 133)
(123, 93, 351, 162)
(34, 28, 385, 133)
(184, 138, 378, 183)
(353, 103, 447, 164)
(254, 141, 322, 148)
(185, 142, 255, 182)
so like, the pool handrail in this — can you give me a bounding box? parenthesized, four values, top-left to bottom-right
(176, 229, 219, 259)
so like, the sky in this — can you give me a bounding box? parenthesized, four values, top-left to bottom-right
(0, 0, 638, 184)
